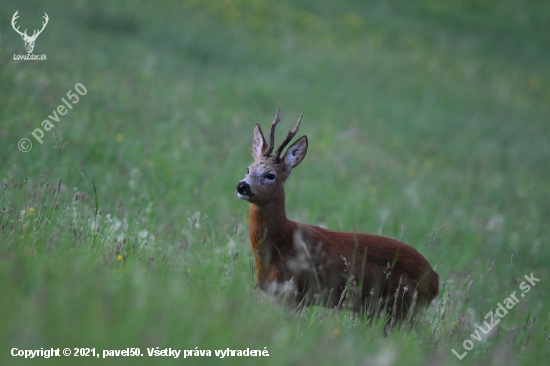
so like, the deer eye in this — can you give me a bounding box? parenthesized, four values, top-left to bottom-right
(265, 173, 275, 180)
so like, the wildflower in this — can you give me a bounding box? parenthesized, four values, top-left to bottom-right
(334, 329, 341, 335)
(29, 208, 35, 214)
(117, 255, 123, 261)
(424, 159, 434, 170)
(116, 134, 124, 142)
(187, 269, 192, 273)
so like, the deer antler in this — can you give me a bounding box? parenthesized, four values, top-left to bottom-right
(274, 113, 302, 161)
(12, 11, 48, 40)
(31, 13, 49, 39)
(11, 11, 28, 37)
(263, 107, 281, 156)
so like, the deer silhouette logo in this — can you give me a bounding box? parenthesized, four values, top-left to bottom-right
(11, 11, 49, 54)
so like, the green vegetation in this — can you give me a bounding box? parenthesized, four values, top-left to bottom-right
(1, 0, 549, 364)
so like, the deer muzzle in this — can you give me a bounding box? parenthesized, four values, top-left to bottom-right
(236, 181, 253, 199)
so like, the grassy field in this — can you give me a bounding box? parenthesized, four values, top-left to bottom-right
(1, 0, 549, 364)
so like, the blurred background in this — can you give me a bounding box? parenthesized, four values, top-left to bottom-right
(1, 0, 549, 365)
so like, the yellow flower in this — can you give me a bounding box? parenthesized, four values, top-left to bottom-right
(187, 269, 192, 273)
(29, 207, 35, 214)
(452, 322, 458, 326)
(334, 328, 341, 335)
(116, 134, 124, 142)
(117, 255, 123, 261)
(341, 12, 363, 29)
(424, 159, 434, 171)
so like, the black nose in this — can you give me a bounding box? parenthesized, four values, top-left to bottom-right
(236, 181, 251, 195)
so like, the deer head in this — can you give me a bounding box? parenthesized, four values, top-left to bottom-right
(236, 108, 308, 205)
(12, 11, 49, 54)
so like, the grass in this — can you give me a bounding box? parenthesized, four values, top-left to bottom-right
(1, 0, 549, 364)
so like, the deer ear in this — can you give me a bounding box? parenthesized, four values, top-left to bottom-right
(283, 136, 308, 169)
(252, 124, 266, 159)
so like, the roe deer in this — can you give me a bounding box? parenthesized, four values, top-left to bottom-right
(236, 108, 439, 324)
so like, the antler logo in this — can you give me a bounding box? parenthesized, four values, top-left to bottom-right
(11, 10, 49, 54)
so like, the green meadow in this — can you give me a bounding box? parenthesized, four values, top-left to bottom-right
(1, 0, 549, 364)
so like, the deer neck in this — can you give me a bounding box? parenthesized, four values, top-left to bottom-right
(248, 189, 294, 283)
